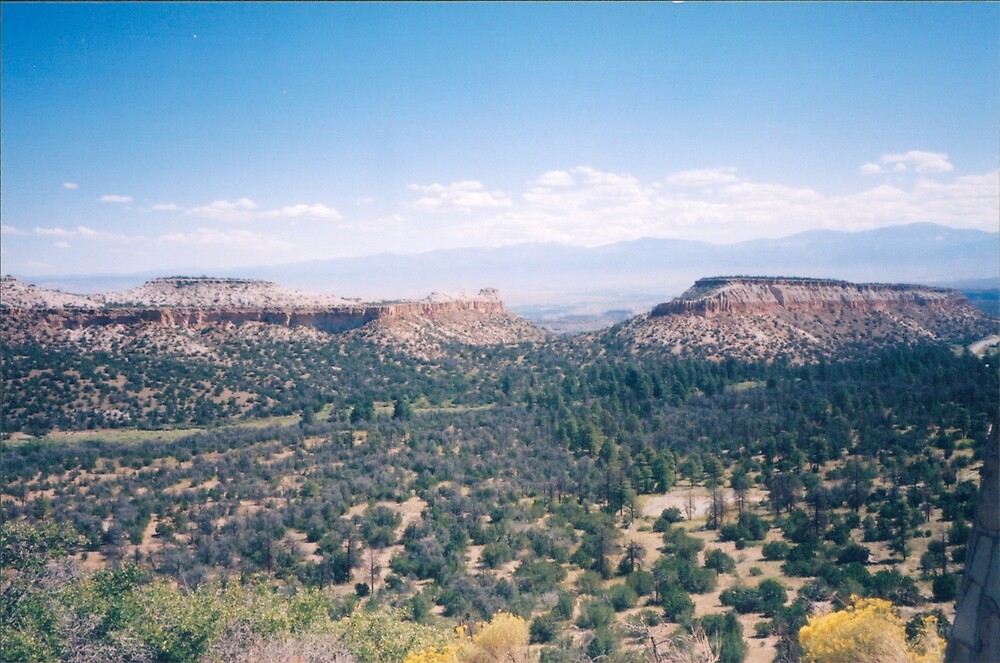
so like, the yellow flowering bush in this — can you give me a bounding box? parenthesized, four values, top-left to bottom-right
(403, 612, 531, 663)
(466, 612, 530, 663)
(799, 597, 944, 663)
(403, 642, 465, 663)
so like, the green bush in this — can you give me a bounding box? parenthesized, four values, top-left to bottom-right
(607, 584, 639, 611)
(836, 543, 871, 565)
(932, 573, 960, 603)
(576, 599, 615, 630)
(529, 614, 559, 644)
(653, 508, 684, 531)
(659, 585, 694, 624)
(626, 570, 655, 596)
(704, 549, 737, 574)
(761, 541, 790, 561)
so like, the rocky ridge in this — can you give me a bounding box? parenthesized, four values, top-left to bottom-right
(1, 275, 100, 309)
(652, 276, 963, 317)
(101, 276, 359, 308)
(1, 277, 544, 354)
(607, 276, 994, 363)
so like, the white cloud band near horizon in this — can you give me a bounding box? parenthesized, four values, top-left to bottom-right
(402, 158, 997, 248)
(4, 153, 997, 272)
(860, 150, 954, 175)
(185, 198, 341, 222)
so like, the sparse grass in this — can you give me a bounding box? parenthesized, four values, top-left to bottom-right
(14, 410, 306, 447)
(728, 380, 766, 393)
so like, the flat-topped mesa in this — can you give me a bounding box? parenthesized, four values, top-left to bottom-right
(102, 276, 358, 309)
(651, 276, 964, 318)
(379, 289, 506, 319)
(2, 277, 513, 337)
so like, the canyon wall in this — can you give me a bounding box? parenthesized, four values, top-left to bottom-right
(1, 277, 507, 335)
(652, 277, 966, 318)
(3, 298, 507, 335)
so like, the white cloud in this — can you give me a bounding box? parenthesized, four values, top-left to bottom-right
(409, 181, 512, 211)
(1, 225, 28, 236)
(259, 203, 342, 220)
(159, 227, 292, 250)
(187, 198, 341, 222)
(187, 198, 259, 221)
(99, 194, 133, 203)
(76, 225, 129, 242)
(151, 203, 181, 211)
(34, 226, 75, 237)
(411, 162, 998, 247)
(62, 182, 79, 190)
(879, 150, 954, 173)
(53, 241, 71, 249)
(533, 170, 576, 187)
(666, 167, 742, 188)
(860, 163, 884, 175)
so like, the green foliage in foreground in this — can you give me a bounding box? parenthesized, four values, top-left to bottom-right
(1, 521, 456, 663)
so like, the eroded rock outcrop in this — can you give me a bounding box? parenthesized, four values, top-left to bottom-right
(608, 276, 994, 363)
(946, 426, 1000, 663)
(1, 278, 541, 353)
(652, 277, 963, 317)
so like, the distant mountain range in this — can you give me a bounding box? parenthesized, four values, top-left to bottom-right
(20, 223, 1000, 319)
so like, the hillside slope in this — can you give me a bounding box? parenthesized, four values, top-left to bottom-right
(603, 276, 995, 362)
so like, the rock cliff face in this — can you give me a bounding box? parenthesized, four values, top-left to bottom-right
(1, 277, 540, 353)
(609, 276, 994, 363)
(946, 426, 1000, 662)
(652, 277, 962, 317)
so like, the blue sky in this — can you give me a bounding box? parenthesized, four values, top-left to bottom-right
(2, 2, 998, 276)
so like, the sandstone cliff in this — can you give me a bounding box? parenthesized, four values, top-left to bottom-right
(1, 277, 544, 354)
(652, 276, 963, 317)
(608, 276, 994, 363)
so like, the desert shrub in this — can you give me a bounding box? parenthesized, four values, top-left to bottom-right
(466, 612, 530, 663)
(626, 570, 655, 596)
(480, 542, 514, 569)
(607, 584, 639, 611)
(699, 612, 748, 663)
(720, 586, 760, 614)
(931, 574, 960, 603)
(704, 549, 737, 574)
(661, 526, 704, 561)
(836, 543, 871, 565)
(761, 541, 791, 561)
(798, 597, 944, 663)
(720, 513, 769, 543)
(720, 579, 786, 617)
(335, 607, 453, 663)
(865, 569, 923, 606)
(574, 570, 603, 595)
(585, 627, 617, 659)
(658, 585, 694, 624)
(575, 599, 615, 630)
(529, 614, 558, 644)
(756, 579, 788, 617)
(551, 591, 575, 621)
(653, 507, 684, 531)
